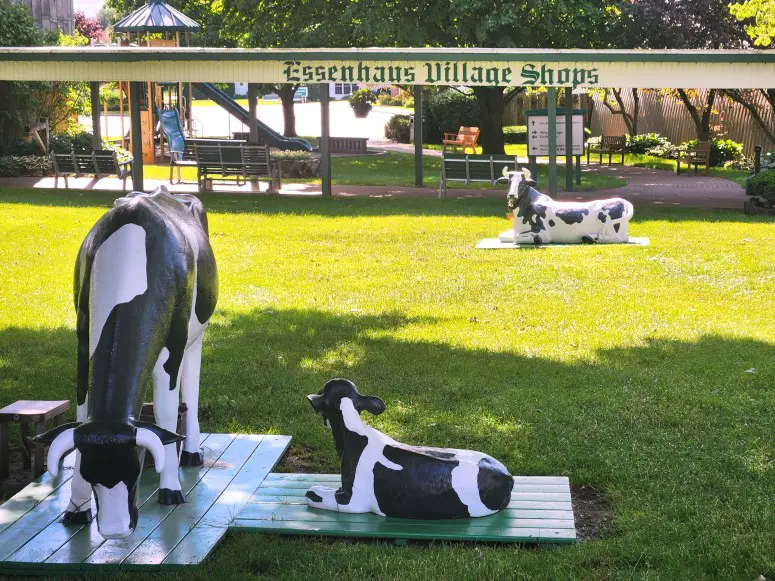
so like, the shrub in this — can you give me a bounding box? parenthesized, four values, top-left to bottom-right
(270, 150, 312, 161)
(0, 155, 52, 177)
(626, 133, 671, 154)
(747, 170, 775, 204)
(385, 114, 412, 144)
(7, 138, 38, 156)
(425, 89, 479, 144)
(682, 138, 744, 167)
(503, 125, 526, 144)
(50, 129, 94, 154)
(377, 94, 403, 107)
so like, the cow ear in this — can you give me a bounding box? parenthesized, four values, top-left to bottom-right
(33, 422, 81, 445)
(355, 396, 385, 416)
(134, 421, 184, 445)
(523, 168, 532, 180)
(307, 394, 324, 412)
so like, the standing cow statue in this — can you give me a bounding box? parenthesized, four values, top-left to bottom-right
(498, 169, 634, 244)
(35, 186, 217, 539)
(305, 379, 514, 519)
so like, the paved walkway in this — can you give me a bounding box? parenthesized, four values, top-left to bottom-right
(0, 164, 746, 210)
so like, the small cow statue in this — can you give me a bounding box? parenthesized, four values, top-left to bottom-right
(498, 169, 634, 244)
(305, 379, 514, 519)
(35, 186, 217, 539)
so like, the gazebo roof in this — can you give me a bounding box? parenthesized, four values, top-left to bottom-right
(113, 0, 201, 34)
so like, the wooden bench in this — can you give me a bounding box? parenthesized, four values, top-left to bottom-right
(169, 138, 244, 184)
(195, 143, 279, 193)
(439, 153, 522, 199)
(586, 135, 626, 165)
(0, 400, 69, 483)
(51, 150, 133, 190)
(443, 127, 480, 154)
(676, 141, 711, 175)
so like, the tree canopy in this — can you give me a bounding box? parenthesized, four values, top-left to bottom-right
(730, 0, 775, 47)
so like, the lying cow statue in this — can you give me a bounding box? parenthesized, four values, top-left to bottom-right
(498, 169, 634, 244)
(35, 186, 217, 539)
(306, 379, 514, 519)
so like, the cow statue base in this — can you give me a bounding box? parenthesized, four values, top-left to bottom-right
(497, 169, 634, 245)
(305, 379, 514, 520)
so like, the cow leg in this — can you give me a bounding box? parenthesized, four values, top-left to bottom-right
(65, 396, 92, 524)
(516, 230, 550, 245)
(180, 334, 204, 467)
(153, 348, 185, 505)
(304, 487, 340, 512)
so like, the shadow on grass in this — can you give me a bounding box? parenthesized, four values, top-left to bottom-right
(1, 307, 772, 492)
(0, 189, 768, 224)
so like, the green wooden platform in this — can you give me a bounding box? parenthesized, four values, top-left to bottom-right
(0, 433, 291, 574)
(233, 473, 576, 544)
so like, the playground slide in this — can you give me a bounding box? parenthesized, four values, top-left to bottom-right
(193, 82, 313, 152)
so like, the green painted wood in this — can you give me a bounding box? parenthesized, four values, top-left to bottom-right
(236, 474, 575, 545)
(160, 435, 291, 568)
(122, 434, 268, 568)
(45, 433, 233, 569)
(0, 451, 76, 536)
(6, 435, 215, 569)
(81, 433, 243, 568)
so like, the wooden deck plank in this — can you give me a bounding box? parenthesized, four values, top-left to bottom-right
(260, 480, 568, 493)
(5, 435, 216, 569)
(81, 434, 241, 568)
(251, 487, 571, 502)
(160, 435, 291, 568)
(45, 434, 231, 569)
(0, 452, 76, 536)
(122, 434, 270, 568)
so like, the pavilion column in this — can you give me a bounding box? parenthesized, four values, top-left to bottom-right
(565, 87, 573, 193)
(413, 85, 423, 187)
(248, 83, 258, 143)
(320, 84, 331, 198)
(130, 82, 144, 191)
(90, 82, 102, 149)
(547, 87, 557, 197)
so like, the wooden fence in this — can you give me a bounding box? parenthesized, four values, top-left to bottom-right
(505, 89, 774, 156)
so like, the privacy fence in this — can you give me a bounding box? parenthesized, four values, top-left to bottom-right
(505, 89, 774, 156)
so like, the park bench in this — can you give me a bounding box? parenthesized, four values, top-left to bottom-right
(195, 142, 279, 193)
(442, 126, 480, 154)
(676, 140, 711, 175)
(51, 150, 133, 190)
(586, 135, 626, 165)
(438, 153, 522, 199)
(169, 138, 245, 184)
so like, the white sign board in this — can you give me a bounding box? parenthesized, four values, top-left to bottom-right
(527, 115, 584, 156)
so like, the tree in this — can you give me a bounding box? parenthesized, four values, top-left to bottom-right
(75, 11, 105, 42)
(349, 0, 621, 153)
(0, 0, 43, 155)
(597, 88, 641, 136)
(730, 0, 775, 47)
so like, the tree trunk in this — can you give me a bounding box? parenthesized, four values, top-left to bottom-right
(677, 89, 717, 141)
(722, 89, 775, 145)
(471, 86, 505, 154)
(603, 88, 640, 136)
(276, 84, 298, 137)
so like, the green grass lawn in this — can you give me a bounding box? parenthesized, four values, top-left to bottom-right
(146, 151, 624, 192)
(0, 190, 773, 579)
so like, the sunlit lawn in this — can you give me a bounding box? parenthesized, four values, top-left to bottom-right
(0, 190, 773, 580)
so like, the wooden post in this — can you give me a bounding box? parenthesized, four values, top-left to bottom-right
(548, 87, 557, 197)
(565, 87, 573, 192)
(130, 82, 144, 191)
(320, 84, 331, 198)
(413, 85, 423, 187)
(89, 81, 102, 149)
(248, 83, 258, 143)
(185, 32, 193, 135)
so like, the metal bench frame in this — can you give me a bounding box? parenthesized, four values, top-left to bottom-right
(194, 143, 280, 193)
(586, 135, 626, 165)
(169, 138, 246, 184)
(439, 153, 522, 199)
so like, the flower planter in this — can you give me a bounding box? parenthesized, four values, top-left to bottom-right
(274, 157, 321, 179)
(351, 103, 372, 118)
(743, 198, 775, 216)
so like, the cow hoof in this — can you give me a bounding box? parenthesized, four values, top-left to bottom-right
(158, 489, 185, 505)
(180, 451, 204, 467)
(581, 235, 598, 244)
(63, 509, 92, 525)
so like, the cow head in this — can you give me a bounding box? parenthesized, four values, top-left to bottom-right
(35, 420, 183, 539)
(307, 379, 385, 456)
(498, 168, 537, 212)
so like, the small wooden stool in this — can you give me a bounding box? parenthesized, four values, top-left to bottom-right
(0, 400, 70, 482)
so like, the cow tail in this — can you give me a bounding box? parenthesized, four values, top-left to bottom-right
(74, 244, 92, 408)
(620, 200, 635, 222)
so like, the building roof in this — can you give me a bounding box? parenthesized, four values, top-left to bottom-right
(113, 0, 200, 34)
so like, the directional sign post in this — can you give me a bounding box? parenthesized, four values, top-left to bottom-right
(526, 108, 585, 193)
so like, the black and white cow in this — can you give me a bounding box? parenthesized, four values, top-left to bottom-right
(35, 186, 217, 539)
(497, 169, 634, 244)
(306, 379, 514, 519)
